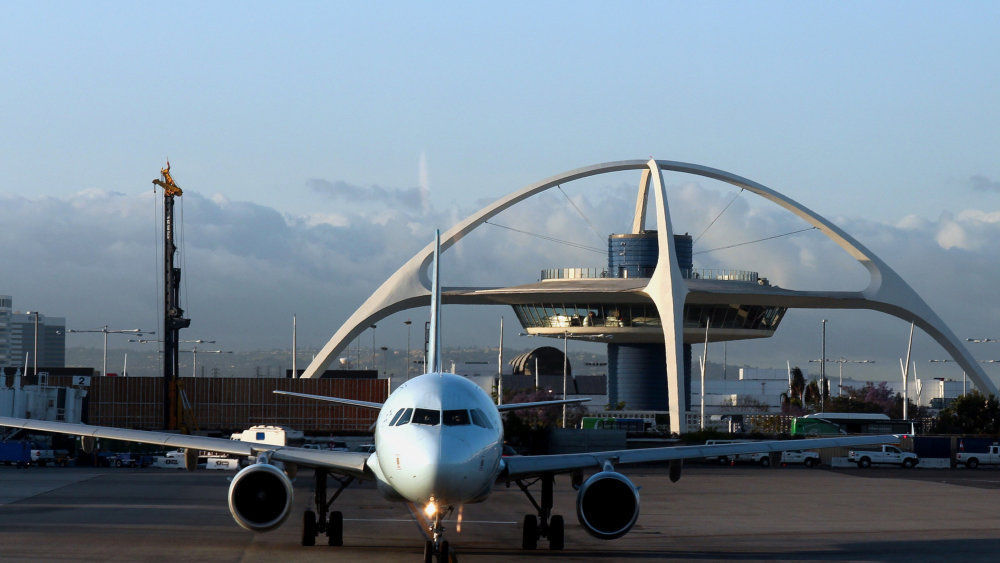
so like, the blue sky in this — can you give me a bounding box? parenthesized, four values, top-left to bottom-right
(2, 3, 1000, 381)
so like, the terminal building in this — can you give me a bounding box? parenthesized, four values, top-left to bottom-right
(301, 159, 993, 434)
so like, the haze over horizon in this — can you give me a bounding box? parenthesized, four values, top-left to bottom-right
(2, 3, 999, 385)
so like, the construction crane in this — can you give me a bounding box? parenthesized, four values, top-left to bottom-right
(152, 161, 191, 431)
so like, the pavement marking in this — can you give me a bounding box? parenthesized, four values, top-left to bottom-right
(345, 518, 516, 524)
(0, 503, 220, 510)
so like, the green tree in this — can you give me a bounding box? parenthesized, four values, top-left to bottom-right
(933, 391, 1000, 434)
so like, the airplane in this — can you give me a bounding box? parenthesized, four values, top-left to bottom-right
(1, 231, 900, 562)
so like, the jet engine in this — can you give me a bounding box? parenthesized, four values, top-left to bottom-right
(227, 463, 294, 532)
(575, 471, 640, 540)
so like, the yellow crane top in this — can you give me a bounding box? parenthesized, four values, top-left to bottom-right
(153, 160, 183, 196)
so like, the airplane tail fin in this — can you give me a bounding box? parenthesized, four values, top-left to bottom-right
(426, 230, 443, 373)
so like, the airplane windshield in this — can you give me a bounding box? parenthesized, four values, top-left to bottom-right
(393, 408, 413, 426)
(443, 409, 470, 426)
(412, 408, 440, 426)
(470, 408, 492, 429)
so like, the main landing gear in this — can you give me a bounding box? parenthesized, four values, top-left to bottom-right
(423, 505, 454, 563)
(301, 469, 354, 547)
(514, 473, 564, 550)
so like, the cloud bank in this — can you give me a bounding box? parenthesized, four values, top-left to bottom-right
(2, 179, 999, 381)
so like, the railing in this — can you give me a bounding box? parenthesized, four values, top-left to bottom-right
(540, 266, 761, 284)
(540, 267, 608, 280)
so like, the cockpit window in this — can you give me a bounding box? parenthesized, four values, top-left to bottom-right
(443, 409, 470, 426)
(388, 409, 406, 426)
(470, 408, 492, 429)
(393, 408, 413, 426)
(412, 408, 440, 426)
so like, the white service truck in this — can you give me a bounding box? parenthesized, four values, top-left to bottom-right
(955, 444, 1000, 468)
(704, 441, 820, 467)
(848, 445, 918, 468)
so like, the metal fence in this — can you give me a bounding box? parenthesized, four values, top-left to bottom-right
(48, 376, 387, 433)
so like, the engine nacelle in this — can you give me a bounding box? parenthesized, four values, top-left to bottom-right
(227, 463, 294, 532)
(575, 471, 640, 540)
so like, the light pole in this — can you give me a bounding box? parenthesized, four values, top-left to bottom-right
(820, 319, 827, 412)
(498, 316, 504, 406)
(380, 346, 388, 377)
(809, 358, 875, 397)
(32, 312, 38, 377)
(562, 330, 568, 429)
(70, 326, 152, 377)
(370, 325, 377, 370)
(700, 318, 710, 430)
(404, 320, 412, 381)
(131, 338, 218, 377)
(292, 314, 297, 378)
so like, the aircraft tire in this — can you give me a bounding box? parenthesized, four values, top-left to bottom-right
(302, 510, 316, 546)
(438, 540, 450, 562)
(522, 515, 538, 550)
(423, 540, 434, 563)
(327, 511, 343, 546)
(549, 515, 564, 550)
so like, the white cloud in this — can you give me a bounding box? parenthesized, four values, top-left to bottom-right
(2, 180, 999, 380)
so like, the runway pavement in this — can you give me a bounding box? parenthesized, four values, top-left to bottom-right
(2, 464, 1000, 561)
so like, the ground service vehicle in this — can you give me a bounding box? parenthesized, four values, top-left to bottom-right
(780, 450, 820, 467)
(956, 444, 1000, 468)
(0, 441, 31, 466)
(848, 445, 918, 468)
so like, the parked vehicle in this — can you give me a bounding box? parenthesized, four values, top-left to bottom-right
(0, 441, 32, 466)
(848, 445, 918, 468)
(780, 450, 821, 467)
(955, 444, 1000, 468)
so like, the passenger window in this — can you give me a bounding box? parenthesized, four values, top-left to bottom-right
(412, 408, 440, 426)
(394, 408, 413, 426)
(443, 409, 470, 426)
(470, 408, 492, 429)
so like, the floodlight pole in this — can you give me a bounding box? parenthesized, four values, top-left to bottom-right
(498, 316, 504, 405)
(903, 322, 914, 419)
(820, 319, 827, 412)
(562, 330, 568, 429)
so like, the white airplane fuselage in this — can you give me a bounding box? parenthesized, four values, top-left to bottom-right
(368, 372, 504, 506)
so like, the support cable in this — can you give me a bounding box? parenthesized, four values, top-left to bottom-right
(693, 226, 818, 255)
(484, 221, 605, 254)
(557, 185, 604, 243)
(694, 188, 743, 243)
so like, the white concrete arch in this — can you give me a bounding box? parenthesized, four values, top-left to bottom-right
(300, 159, 995, 417)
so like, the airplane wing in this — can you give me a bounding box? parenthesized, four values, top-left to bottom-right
(0, 416, 371, 478)
(501, 434, 900, 478)
(497, 398, 591, 412)
(273, 390, 383, 409)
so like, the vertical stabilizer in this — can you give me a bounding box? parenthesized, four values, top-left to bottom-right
(426, 230, 443, 373)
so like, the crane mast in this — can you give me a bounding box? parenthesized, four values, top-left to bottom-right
(153, 161, 191, 430)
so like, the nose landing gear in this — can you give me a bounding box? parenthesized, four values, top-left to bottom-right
(301, 469, 354, 547)
(514, 473, 564, 550)
(423, 506, 454, 563)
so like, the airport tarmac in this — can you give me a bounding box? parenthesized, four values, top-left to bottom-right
(2, 464, 1000, 562)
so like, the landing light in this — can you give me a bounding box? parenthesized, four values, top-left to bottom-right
(424, 500, 438, 518)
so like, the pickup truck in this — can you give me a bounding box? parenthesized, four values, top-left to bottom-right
(780, 450, 821, 467)
(848, 445, 918, 468)
(955, 444, 1000, 468)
